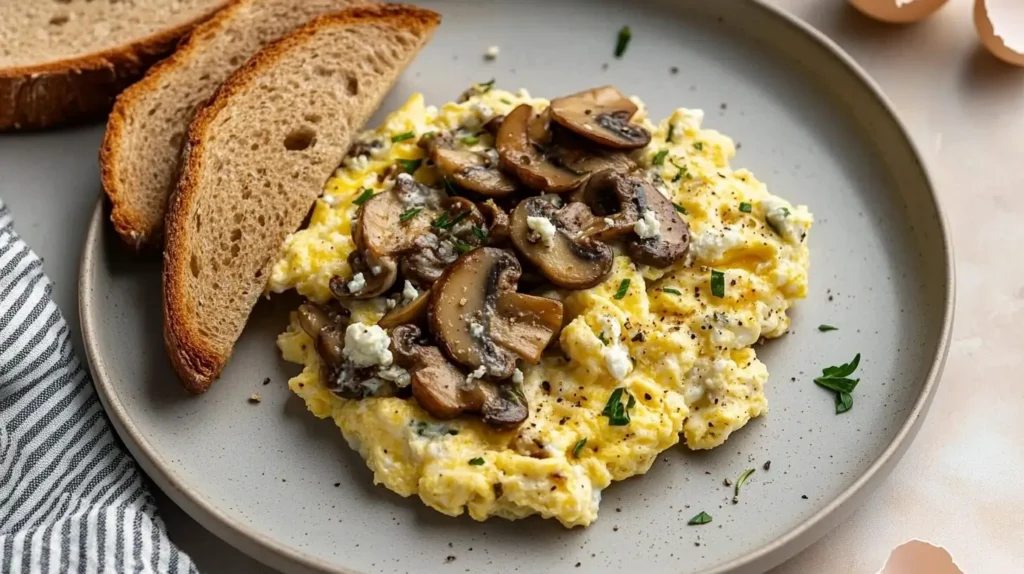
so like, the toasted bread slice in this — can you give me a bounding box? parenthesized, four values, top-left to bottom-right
(0, 0, 228, 130)
(101, 0, 375, 250)
(163, 4, 440, 393)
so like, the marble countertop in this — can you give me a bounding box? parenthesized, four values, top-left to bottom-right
(2, 0, 1019, 572)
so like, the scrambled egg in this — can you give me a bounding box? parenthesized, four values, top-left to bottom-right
(270, 86, 812, 527)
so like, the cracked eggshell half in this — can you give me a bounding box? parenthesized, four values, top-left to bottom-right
(848, 0, 948, 23)
(975, 0, 1024, 66)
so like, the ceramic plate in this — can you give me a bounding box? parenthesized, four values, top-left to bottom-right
(79, 0, 954, 572)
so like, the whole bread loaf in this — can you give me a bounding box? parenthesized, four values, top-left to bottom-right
(101, 0, 375, 250)
(0, 0, 228, 130)
(163, 4, 440, 393)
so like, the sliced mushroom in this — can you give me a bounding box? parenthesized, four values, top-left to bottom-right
(329, 251, 398, 299)
(429, 247, 563, 378)
(477, 199, 510, 244)
(297, 302, 396, 399)
(552, 130, 637, 175)
(570, 169, 643, 241)
(625, 178, 691, 268)
(357, 174, 447, 257)
(400, 233, 459, 285)
(549, 86, 651, 150)
(378, 290, 430, 329)
(496, 104, 587, 193)
(391, 325, 528, 427)
(425, 133, 518, 197)
(483, 115, 504, 136)
(509, 197, 614, 289)
(398, 199, 487, 285)
(296, 302, 349, 366)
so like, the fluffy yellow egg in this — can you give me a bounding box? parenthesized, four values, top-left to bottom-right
(271, 86, 812, 527)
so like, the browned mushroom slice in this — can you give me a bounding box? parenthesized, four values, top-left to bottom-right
(549, 86, 651, 150)
(483, 115, 504, 136)
(571, 169, 644, 241)
(357, 174, 447, 257)
(391, 325, 527, 427)
(379, 290, 430, 329)
(490, 292, 563, 363)
(497, 104, 587, 193)
(477, 199, 510, 244)
(296, 302, 349, 366)
(329, 250, 399, 300)
(625, 178, 691, 268)
(400, 233, 459, 285)
(552, 132, 637, 175)
(426, 133, 518, 198)
(509, 197, 614, 289)
(429, 247, 563, 378)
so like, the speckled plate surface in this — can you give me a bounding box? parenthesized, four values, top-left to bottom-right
(79, 0, 953, 572)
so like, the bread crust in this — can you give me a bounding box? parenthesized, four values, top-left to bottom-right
(0, 3, 228, 131)
(162, 4, 440, 393)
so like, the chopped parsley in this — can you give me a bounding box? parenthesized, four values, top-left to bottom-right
(453, 240, 473, 255)
(598, 331, 608, 345)
(614, 26, 631, 58)
(601, 387, 636, 426)
(666, 124, 676, 143)
(670, 159, 688, 182)
(693, 142, 704, 151)
(652, 150, 669, 166)
(572, 438, 587, 458)
(442, 177, 460, 196)
(814, 353, 862, 414)
(673, 202, 687, 214)
(468, 457, 485, 466)
(391, 131, 415, 143)
(500, 98, 512, 105)
(472, 226, 488, 242)
(661, 287, 682, 295)
(432, 211, 469, 230)
(710, 270, 725, 298)
(460, 134, 480, 146)
(478, 78, 496, 93)
(735, 468, 755, 497)
(613, 278, 630, 299)
(399, 208, 422, 223)
(352, 188, 374, 206)
(397, 158, 422, 174)
(818, 324, 838, 332)
(739, 202, 752, 213)
(688, 511, 712, 525)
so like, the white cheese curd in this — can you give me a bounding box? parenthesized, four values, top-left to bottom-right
(598, 315, 633, 381)
(540, 193, 563, 207)
(603, 217, 615, 226)
(469, 322, 485, 339)
(346, 272, 366, 293)
(484, 45, 500, 59)
(511, 368, 524, 384)
(709, 312, 760, 348)
(370, 265, 382, 276)
(377, 365, 411, 388)
(344, 154, 370, 171)
(633, 210, 661, 239)
(465, 365, 487, 384)
(526, 215, 557, 247)
(343, 323, 393, 367)
(690, 227, 746, 261)
(401, 280, 419, 304)
(760, 196, 811, 245)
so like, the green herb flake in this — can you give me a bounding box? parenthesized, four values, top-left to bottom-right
(572, 438, 588, 458)
(710, 270, 725, 298)
(661, 287, 682, 296)
(352, 188, 375, 206)
(432, 210, 469, 230)
(397, 158, 422, 174)
(734, 468, 755, 497)
(468, 457, 485, 466)
(460, 134, 480, 146)
(666, 124, 676, 143)
(652, 150, 669, 166)
(478, 78, 496, 93)
(454, 240, 473, 255)
(670, 159, 689, 182)
(601, 387, 634, 426)
(836, 392, 853, 414)
(598, 331, 608, 345)
(818, 324, 838, 332)
(614, 26, 632, 58)
(391, 131, 415, 143)
(500, 98, 512, 105)
(688, 511, 712, 525)
(472, 226, 488, 242)
(693, 142, 704, 151)
(399, 208, 422, 223)
(613, 278, 631, 300)
(739, 202, 752, 213)
(673, 202, 687, 214)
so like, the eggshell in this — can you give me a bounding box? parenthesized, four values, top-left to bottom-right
(848, 0, 948, 23)
(877, 540, 964, 574)
(974, 0, 1024, 66)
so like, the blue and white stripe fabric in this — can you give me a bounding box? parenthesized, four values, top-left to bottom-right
(0, 201, 197, 573)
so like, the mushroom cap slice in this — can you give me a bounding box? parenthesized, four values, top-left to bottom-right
(427, 133, 518, 198)
(378, 290, 430, 329)
(429, 247, 522, 379)
(329, 251, 398, 299)
(400, 232, 458, 286)
(497, 104, 587, 193)
(490, 292, 563, 364)
(552, 131, 637, 175)
(625, 179, 691, 268)
(390, 325, 527, 427)
(296, 302, 349, 366)
(478, 199, 510, 244)
(549, 86, 651, 150)
(357, 174, 447, 258)
(571, 169, 644, 241)
(509, 197, 614, 290)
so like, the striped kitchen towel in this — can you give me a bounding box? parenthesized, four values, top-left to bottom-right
(0, 201, 197, 574)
